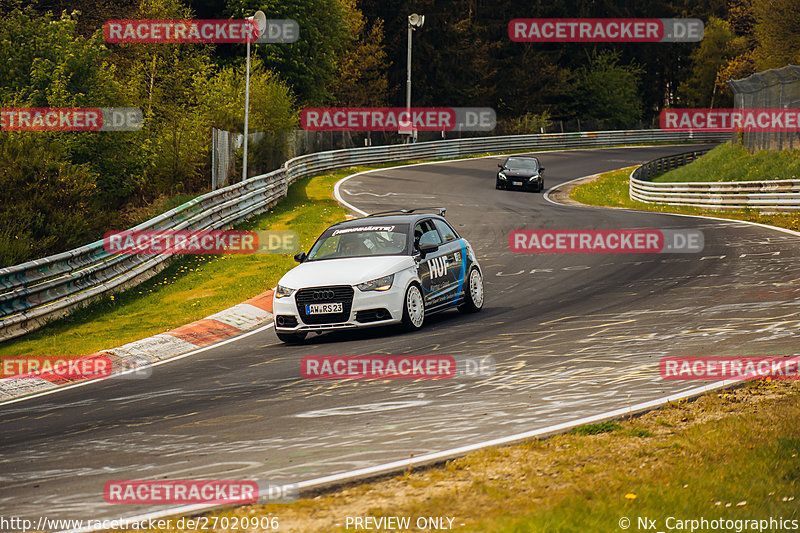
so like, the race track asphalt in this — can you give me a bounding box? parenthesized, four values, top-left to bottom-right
(2, 144, 799, 522)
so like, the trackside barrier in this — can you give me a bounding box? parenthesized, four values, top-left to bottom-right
(0, 130, 728, 340)
(630, 146, 800, 210)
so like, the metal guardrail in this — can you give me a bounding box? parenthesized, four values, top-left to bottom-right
(630, 146, 800, 210)
(0, 129, 728, 341)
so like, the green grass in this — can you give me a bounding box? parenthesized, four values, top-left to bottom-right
(187, 382, 800, 533)
(652, 141, 800, 183)
(571, 421, 622, 435)
(569, 167, 800, 232)
(0, 168, 361, 358)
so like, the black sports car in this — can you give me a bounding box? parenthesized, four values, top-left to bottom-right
(495, 156, 545, 192)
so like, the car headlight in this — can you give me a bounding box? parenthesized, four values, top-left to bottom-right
(498, 172, 507, 180)
(356, 274, 394, 292)
(528, 174, 539, 181)
(275, 285, 295, 298)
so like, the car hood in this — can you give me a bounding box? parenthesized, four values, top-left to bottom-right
(278, 255, 415, 288)
(501, 168, 539, 178)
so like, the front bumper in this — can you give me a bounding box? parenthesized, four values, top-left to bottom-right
(498, 176, 542, 190)
(273, 283, 405, 332)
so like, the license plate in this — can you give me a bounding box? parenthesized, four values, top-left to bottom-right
(513, 181, 522, 186)
(306, 302, 343, 314)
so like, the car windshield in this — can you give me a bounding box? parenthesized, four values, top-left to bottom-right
(505, 157, 539, 170)
(306, 223, 410, 260)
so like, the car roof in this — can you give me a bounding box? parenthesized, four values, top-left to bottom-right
(326, 213, 446, 229)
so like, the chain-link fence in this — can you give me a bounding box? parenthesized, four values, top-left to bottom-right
(727, 65, 800, 151)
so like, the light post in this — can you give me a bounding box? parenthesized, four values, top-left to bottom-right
(243, 10, 266, 181)
(405, 13, 424, 143)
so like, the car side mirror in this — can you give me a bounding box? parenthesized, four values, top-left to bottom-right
(539, 167, 545, 172)
(418, 242, 439, 258)
(497, 163, 505, 169)
(294, 252, 306, 263)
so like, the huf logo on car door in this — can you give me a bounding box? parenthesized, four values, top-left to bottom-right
(428, 255, 449, 279)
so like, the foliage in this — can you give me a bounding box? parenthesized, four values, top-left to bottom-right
(678, 18, 738, 107)
(332, 16, 390, 106)
(752, 0, 800, 69)
(572, 49, 644, 129)
(225, 0, 361, 105)
(0, 134, 101, 266)
(500, 111, 553, 135)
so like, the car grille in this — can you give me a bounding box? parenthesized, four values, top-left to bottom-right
(296, 285, 354, 324)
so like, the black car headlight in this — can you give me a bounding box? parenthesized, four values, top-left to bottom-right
(497, 171, 508, 180)
(275, 285, 296, 298)
(356, 274, 394, 292)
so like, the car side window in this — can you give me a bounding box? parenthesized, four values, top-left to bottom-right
(414, 220, 442, 250)
(433, 219, 458, 242)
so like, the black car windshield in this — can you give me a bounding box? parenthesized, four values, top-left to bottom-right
(505, 157, 539, 170)
(306, 224, 410, 260)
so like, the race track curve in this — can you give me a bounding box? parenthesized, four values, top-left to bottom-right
(2, 144, 799, 522)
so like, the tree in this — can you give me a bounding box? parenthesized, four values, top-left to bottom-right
(0, 4, 145, 208)
(0, 133, 100, 266)
(572, 49, 644, 129)
(203, 57, 297, 172)
(332, 16, 390, 106)
(753, 0, 800, 69)
(678, 18, 738, 107)
(225, 0, 360, 105)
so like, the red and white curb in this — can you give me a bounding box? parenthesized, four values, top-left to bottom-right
(0, 291, 274, 403)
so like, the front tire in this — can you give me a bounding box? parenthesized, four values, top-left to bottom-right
(401, 283, 425, 330)
(459, 267, 484, 313)
(276, 331, 307, 344)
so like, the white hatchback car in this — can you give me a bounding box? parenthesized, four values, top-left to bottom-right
(272, 209, 484, 343)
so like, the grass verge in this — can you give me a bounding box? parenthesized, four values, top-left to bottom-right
(652, 142, 800, 183)
(569, 167, 800, 232)
(0, 169, 357, 358)
(123, 381, 800, 532)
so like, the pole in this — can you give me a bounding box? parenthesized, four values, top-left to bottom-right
(406, 25, 412, 112)
(406, 24, 412, 144)
(243, 35, 251, 181)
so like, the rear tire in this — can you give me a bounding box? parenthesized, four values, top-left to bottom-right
(401, 283, 425, 330)
(459, 267, 484, 313)
(276, 331, 307, 344)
